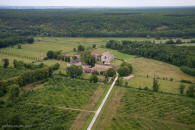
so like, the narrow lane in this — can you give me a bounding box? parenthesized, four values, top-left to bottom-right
(87, 73, 119, 130)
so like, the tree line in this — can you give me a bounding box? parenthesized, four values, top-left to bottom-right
(106, 40, 195, 76)
(0, 63, 60, 96)
(0, 33, 34, 48)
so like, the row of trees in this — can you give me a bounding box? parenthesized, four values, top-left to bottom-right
(166, 39, 183, 44)
(179, 84, 195, 97)
(1, 59, 45, 70)
(0, 63, 60, 88)
(106, 40, 195, 76)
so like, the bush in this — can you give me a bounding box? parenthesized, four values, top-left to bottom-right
(144, 86, 149, 90)
(117, 66, 130, 77)
(186, 85, 195, 97)
(0, 86, 7, 97)
(65, 56, 71, 62)
(66, 65, 83, 78)
(8, 84, 20, 102)
(116, 78, 123, 86)
(179, 84, 185, 95)
(181, 80, 192, 84)
(166, 39, 175, 44)
(2, 58, 9, 68)
(17, 44, 22, 49)
(90, 74, 98, 83)
(78, 45, 85, 52)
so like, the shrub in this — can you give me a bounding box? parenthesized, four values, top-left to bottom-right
(166, 39, 175, 44)
(179, 84, 185, 95)
(0, 86, 7, 97)
(17, 44, 22, 49)
(92, 44, 96, 48)
(144, 86, 149, 90)
(117, 66, 130, 77)
(78, 45, 85, 52)
(2, 58, 9, 68)
(176, 39, 182, 44)
(186, 85, 195, 97)
(66, 65, 83, 78)
(90, 74, 98, 83)
(8, 84, 20, 102)
(181, 80, 192, 84)
(116, 78, 123, 86)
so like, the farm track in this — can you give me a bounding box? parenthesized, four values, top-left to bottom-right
(27, 103, 95, 113)
(87, 73, 119, 130)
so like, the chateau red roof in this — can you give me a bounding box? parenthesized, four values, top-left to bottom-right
(91, 52, 102, 55)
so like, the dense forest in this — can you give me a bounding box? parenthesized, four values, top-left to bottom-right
(106, 40, 195, 76)
(0, 8, 195, 37)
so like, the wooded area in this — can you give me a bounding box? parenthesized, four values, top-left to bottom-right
(0, 8, 195, 37)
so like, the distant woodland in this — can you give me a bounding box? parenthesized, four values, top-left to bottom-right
(0, 8, 195, 37)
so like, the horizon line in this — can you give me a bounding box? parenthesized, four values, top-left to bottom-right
(0, 5, 195, 8)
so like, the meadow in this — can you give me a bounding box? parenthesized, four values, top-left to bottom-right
(94, 87, 195, 130)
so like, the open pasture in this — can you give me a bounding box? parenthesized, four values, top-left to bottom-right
(128, 76, 191, 94)
(127, 57, 195, 82)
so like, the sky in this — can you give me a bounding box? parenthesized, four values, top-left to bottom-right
(0, 0, 195, 7)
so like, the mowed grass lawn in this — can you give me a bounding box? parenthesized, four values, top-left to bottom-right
(94, 87, 195, 130)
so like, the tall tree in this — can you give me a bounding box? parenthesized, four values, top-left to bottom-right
(2, 58, 9, 68)
(81, 51, 96, 67)
(152, 76, 160, 92)
(78, 45, 85, 52)
(186, 85, 194, 97)
(179, 84, 185, 95)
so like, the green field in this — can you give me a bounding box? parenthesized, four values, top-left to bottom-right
(0, 75, 107, 129)
(0, 66, 28, 80)
(0, 37, 195, 129)
(0, 37, 194, 94)
(94, 87, 195, 130)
